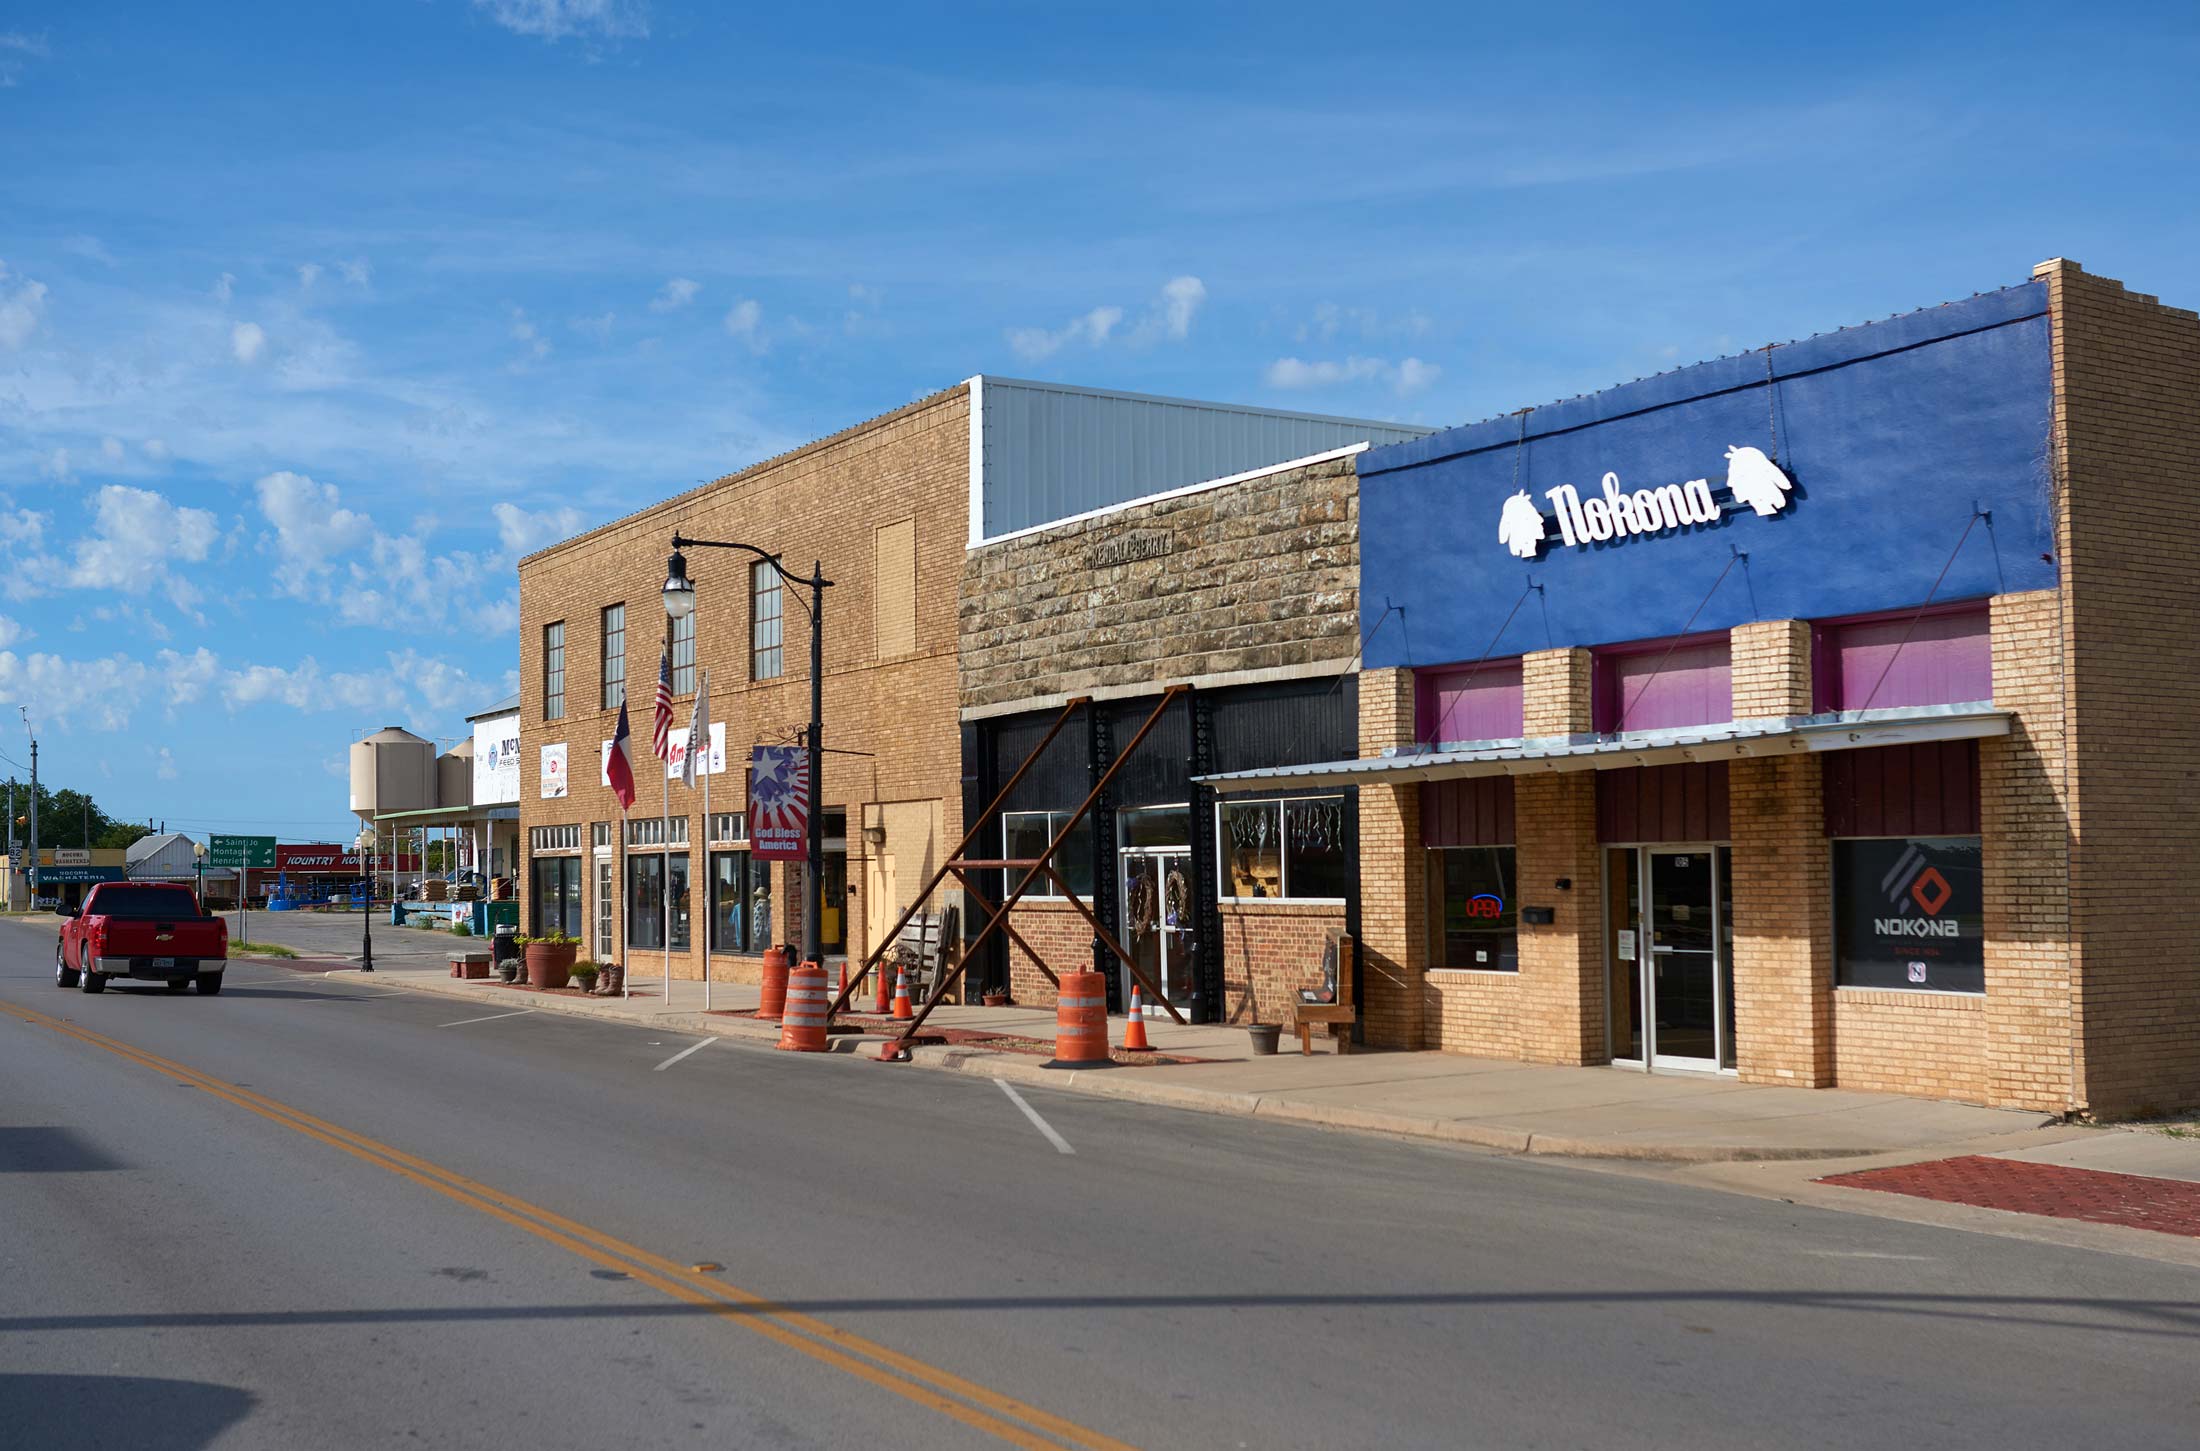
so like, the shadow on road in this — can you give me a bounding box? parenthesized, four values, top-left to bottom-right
(5, 1288, 2197, 1341)
(0, 1126, 129, 1173)
(0, 1373, 255, 1450)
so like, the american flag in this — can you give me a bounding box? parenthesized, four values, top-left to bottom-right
(651, 650, 674, 762)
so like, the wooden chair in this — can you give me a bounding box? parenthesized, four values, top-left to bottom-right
(1293, 933, 1356, 1055)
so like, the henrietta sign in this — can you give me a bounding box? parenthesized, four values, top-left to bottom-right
(1497, 445, 1795, 559)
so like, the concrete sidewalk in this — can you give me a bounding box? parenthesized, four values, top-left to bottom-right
(260, 945, 2055, 1164)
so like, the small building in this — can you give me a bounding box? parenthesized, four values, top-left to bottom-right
(1206, 259, 2200, 1117)
(24, 846, 130, 911)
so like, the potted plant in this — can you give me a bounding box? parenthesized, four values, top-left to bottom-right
(498, 936, 526, 983)
(525, 932, 578, 990)
(982, 986, 1012, 1008)
(571, 960, 600, 993)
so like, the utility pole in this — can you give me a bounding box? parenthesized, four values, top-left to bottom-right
(26, 726, 40, 908)
(6, 776, 14, 912)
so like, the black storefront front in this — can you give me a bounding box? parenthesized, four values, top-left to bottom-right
(960, 676, 1360, 1020)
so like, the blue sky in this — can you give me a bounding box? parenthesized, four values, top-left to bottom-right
(2, 0, 2196, 843)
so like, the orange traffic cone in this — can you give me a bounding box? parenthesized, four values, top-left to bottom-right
(1122, 984, 1152, 1052)
(873, 962, 891, 1015)
(891, 964, 914, 1020)
(838, 962, 850, 1002)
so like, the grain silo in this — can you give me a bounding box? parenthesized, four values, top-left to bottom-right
(350, 726, 437, 822)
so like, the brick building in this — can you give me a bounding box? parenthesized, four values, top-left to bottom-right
(1206, 260, 2200, 1117)
(516, 377, 1421, 994)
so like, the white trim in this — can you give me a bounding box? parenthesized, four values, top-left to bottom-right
(1832, 984, 1986, 1002)
(1426, 968, 1522, 980)
(969, 441, 1369, 549)
(962, 657, 1356, 723)
(966, 373, 986, 550)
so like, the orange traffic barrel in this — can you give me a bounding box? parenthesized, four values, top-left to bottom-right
(776, 961, 829, 1052)
(1049, 970, 1110, 1067)
(758, 945, 790, 1022)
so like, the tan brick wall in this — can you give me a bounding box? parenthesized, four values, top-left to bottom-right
(1730, 754, 1835, 1086)
(959, 454, 1359, 711)
(2040, 259, 2200, 1116)
(1731, 619, 1812, 717)
(1425, 970, 1525, 1058)
(1522, 648, 1591, 736)
(1005, 900, 1090, 1007)
(515, 386, 970, 979)
(1833, 990, 1990, 1099)
(1356, 667, 1425, 1047)
(1218, 903, 1349, 1026)
(1513, 774, 1605, 1063)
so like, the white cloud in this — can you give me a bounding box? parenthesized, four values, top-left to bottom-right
(221, 656, 384, 714)
(160, 646, 219, 708)
(155, 746, 178, 780)
(473, 0, 649, 42)
(722, 298, 762, 344)
(649, 277, 699, 312)
(338, 257, 373, 287)
(297, 262, 322, 291)
(492, 501, 585, 557)
(100, 436, 125, 463)
(0, 30, 49, 88)
(1007, 305, 1123, 363)
(0, 650, 152, 730)
(0, 614, 26, 649)
(0, 259, 49, 349)
(63, 234, 117, 267)
(40, 447, 72, 481)
(143, 438, 170, 461)
(570, 310, 616, 341)
(1152, 275, 1206, 341)
(212, 272, 235, 304)
(1265, 353, 1442, 396)
(68, 484, 222, 612)
(507, 305, 549, 362)
(231, 321, 266, 363)
(255, 470, 375, 599)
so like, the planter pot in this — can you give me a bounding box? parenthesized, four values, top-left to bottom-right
(496, 960, 521, 983)
(572, 976, 599, 995)
(1245, 1023, 1282, 1056)
(982, 993, 1011, 1008)
(525, 941, 577, 991)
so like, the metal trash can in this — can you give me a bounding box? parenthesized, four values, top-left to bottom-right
(493, 923, 520, 969)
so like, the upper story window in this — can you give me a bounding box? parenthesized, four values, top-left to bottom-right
(709, 812, 748, 844)
(1595, 636, 1732, 733)
(1415, 659, 1524, 746)
(625, 816, 691, 848)
(670, 607, 695, 696)
(1813, 606, 1991, 713)
(542, 621, 566, 720)
(751, 562, 783, 680)
(530, 824, 582, 852)
(601, 603, 627, 711)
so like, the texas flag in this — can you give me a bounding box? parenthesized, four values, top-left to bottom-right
(606, 701, 638, 812)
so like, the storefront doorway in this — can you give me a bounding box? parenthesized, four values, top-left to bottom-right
(1605, 845, 1734, 1072)
(1117, 804, 1196, 1019)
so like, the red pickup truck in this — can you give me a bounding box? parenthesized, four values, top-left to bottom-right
(56, 882, 229, 995)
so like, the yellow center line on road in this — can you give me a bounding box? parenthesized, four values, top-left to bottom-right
(8, 1001, 1135, 1451)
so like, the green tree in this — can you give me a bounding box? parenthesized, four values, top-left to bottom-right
(3, 779, 152, 852)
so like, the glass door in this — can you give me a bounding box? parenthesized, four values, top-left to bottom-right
(1607, 845, 1734, 1072)
(1119, 850, 1192, 1017)
(594, 858, 614, 960)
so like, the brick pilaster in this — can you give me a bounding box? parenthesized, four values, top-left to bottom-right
(1522, 648, 1592, 735)
(1731, 619, 1812, 717)
(1356, 668, 1426, 1047)
(1730, 756, 1835, 1086)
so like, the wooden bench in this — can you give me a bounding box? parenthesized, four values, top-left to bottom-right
(1293, 933, 1356, 1055)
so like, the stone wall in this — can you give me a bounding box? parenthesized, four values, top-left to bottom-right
(959, 452, 1359, 712)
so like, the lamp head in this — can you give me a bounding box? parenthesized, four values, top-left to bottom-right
(663, 549, 695, 619)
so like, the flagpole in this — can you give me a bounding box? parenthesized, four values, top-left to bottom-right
(662, 744, 671, 1007)
(698, 669, 712, 1014)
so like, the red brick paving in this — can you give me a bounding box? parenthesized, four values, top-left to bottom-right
(1819, 1154, 2200, 1239)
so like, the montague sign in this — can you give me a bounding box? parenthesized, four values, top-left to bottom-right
(1499, 445, 1794, 559)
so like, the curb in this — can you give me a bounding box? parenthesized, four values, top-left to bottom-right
(313, 965, 2008, 1166)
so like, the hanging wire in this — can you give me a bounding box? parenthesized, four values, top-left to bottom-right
(1420, 579, 1541, 747)
(1618, 552, 1743, 727)
(1855, 509, 1987, 712)
(1763, 344, 1781, 464)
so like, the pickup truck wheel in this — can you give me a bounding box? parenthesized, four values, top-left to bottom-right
(194, 972, 224, 996)
(55, 942, 79, 989)
(80, 966, 107, 994)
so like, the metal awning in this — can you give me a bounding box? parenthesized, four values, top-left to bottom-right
(372, 805, 521, 824)
(1196, 703, 2011, 794)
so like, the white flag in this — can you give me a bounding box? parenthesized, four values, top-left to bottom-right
(682, 668, 710, 788)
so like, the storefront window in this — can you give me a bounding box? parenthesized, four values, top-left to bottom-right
(1118, 805, 1190, 850)
(1435, 847, 1518, 971)
(1832, 836, 1984, 992)
(1001, 811, 1095, 897)
(625, 852, 692, 951)
(1217, 795, 1347, 901)
(710, 851, 764, 953)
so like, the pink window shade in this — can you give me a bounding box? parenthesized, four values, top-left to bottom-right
(1415, 660, 1525, 746)
(1596, 641, 1732, 733)
(1817, 609, 1992, 712)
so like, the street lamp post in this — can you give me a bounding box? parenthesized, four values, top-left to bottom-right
(663, 538, 833, 969)
(194, 840, 206, 903)
(355, 827, 376, 972)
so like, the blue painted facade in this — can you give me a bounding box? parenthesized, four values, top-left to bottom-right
(1357, 283, 2056, 671)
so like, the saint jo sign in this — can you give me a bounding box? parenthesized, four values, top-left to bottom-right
(1497, 444, 1795, 559)
(207, 834, 277, 869)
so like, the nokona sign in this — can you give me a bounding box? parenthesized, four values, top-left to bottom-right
(1498, 445, 1794, 559)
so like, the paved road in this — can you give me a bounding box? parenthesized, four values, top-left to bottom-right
(5, 920, 2198, 1449)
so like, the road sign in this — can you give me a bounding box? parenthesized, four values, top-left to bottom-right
(7, 846, 21, 868)
(208, 834, 277, 869)
(56, 847, 92, 865)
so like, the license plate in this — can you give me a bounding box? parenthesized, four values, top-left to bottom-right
(152, 957, 176, 968)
